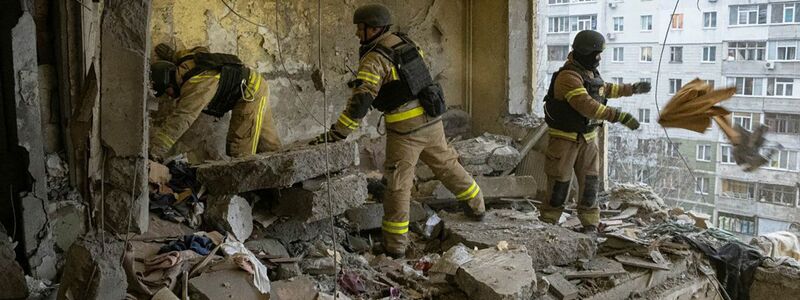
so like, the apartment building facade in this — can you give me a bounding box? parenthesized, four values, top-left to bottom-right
(537, 0, 800, 239)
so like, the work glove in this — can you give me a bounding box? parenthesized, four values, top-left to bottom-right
(155, 43, 176, 62)
(309, 126, 347, 145)
(617, 112, 640, 130)
(632, 81, 652, 94)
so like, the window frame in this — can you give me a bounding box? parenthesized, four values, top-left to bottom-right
(640, 15, 653, 31)
(548, 16, 571, 33)
(727, 77, 764, 96)
(638, 108, 651, 124)
(671, 13, 684, 30)
(695, 177, 710, 195)
(670, 46, 683, 63)
(720, 145, 735, 164)
(703, 11, 717, 28)
(702, 46, 717, 63)
(613, 16, 625, 32)
(669, 78, 682, 94)
(696, 144, 712, 162)
(640, 46, 653, 62)
(732, 112, 753, 131)
(612, 47, 625, 62)
(765, 113, 800, 135)
(547, 45, 570, 61)
(767, 78, 794, 97)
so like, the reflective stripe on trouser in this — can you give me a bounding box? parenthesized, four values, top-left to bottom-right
(541, 135, 600, 226)
(383, 121, 485, 254)
(227, 75, 282, 157)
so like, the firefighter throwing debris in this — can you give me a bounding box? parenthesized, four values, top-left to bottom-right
(540, 30, 650, 235)
(149, 46, 281, 162)
(310, 4, 485, 258)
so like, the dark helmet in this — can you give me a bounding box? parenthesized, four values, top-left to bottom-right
(353, 4, 392, 27)
(150, 60, 177, 97)
(572, 30, 605, 55)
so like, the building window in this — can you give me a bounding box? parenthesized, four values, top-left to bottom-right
(637, 139, 652, 153)
(765, 149, 800, 171)
(548, 17, 570, 33)
(732, 112, 753, 131)
(548, 45, 570, 61)
(669, 79, 682, 94)
(772, 2, 800, 23)
(730, 4, 768, 26)
(720, 145, 734, 164)
(721, 179, 755, 199)
(666, 142, 681, 158)
(765, 113, 800, 135)
(640, 47, 653, 62)
(696, 144, 712, 161)
(702, 46, 717, 62)
(759, 184, 797, 206)
(671, 14, 684, 29)
(704, 79, 716, 89)
(613, 17, 624, 32)
(727, 41, 766, 61)
(670, 46, 683, 62)
(777, 44, 798, 61)
(767, 78, 794, 97)
(695, 177, 710, 195)
(704, 12, 717, 28)
(638, 108, 651, 123)
(640, 78, 652, 84)
(641, 15, 653, 31)
(718, 213, 756, 235)
(570, 15, 598, 32)
(613, 47, 624, 62)
(727, 77, 764, 96)
(611, 77, 623, 84)
(548, 0, 569, 4)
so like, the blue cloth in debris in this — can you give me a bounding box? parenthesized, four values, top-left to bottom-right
(159, 235, 215, 256)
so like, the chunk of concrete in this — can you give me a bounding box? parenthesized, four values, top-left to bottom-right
(441, 210, 596, 269)
(277, 263, 302, 280)
(188, 269, 267, 300)
(245, 238, 289, 257)
(57, 234, 127, 300)
(455, 246, 536, 300)
(431, 176, 537, 200)
(452, 133, 520, 175)
(344, 201, 428, 231)
(205, 195, 253, 242)
(271, 275, 317, 299)
(750, 265, 800, 300)
(196, 141, 359, 195)
(0, 230, 28, 299)
(300, 257, 336, 275)
(261, 217, 331, 244)
(273, 172, 367, 223)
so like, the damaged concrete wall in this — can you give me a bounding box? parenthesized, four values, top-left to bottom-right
(149, 0, 467, 159)
(100, 0, 151, 233)
(470, 0, 508, 135)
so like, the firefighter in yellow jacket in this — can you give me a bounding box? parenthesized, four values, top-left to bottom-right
(541, 30, 650, 234)
(149, 46, 281, 161)
(311, 4, 485, 258)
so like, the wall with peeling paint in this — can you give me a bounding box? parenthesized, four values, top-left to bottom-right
(150, 0, 467, 161)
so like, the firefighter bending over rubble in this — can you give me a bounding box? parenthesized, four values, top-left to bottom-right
(310, 4, 485, 258)
(541, 30, 651, 235)
(148, 45, 281, 162)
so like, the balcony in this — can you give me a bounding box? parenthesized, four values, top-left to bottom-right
(722, 59, 799, 76)
(717, 195, 800, 223)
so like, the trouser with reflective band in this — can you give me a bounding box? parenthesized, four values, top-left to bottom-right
(227, 72, 281, 157)
(383, 120, 485, 254)
(541, 134, 601, 226)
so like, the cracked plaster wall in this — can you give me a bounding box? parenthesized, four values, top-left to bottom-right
(150, 0, 467, 160)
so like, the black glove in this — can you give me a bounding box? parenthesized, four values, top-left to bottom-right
(309, 126, 347, 145)
(155, 43, 176, 62)
(617, 112, 640, 130)
(632, 81, 652, 94)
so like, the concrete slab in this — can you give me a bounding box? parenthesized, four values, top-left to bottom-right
(261, 217, 332, 244)
(455, 246, 536, 300)
(204, 195, 253, 242)
(271, 276, 318, 300)
(273, 172, 367, 223)
(188, 269, 267, 300)
(57, 234, 127, 300)
(452, 133, 520, 175)
(750, 265, 800, 300)
(344, 201, 428, 231)
(440, 210, 596, 269)
(0, 231, 27, 299)
(196, 141, 359, 195)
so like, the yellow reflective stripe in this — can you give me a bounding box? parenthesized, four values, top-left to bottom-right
(611, 84, 619, 98)
(252, 73, 262, 94)
(565, 87, 588, 100)
(418, 50, 425, 58)
(187, 72, 220, 83)
(548, 128, 598, 141)
(385, 107, 425, 123)
(252, 96, 266, 154)
(357, 71, 380, 85)
(391, 67, 398, 80)
(337, 114, 359, 129)
(382, 220, 409, 227)
(382, 226, 409, 234)
(456, 181, 478, 199)
(460, 185, 481, 201)
(156, 132, 175, 148)
(594, 105, 608, 119)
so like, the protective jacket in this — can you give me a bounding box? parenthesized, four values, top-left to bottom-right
(332, 32, 444, 137)
(543, 53, 633, 141)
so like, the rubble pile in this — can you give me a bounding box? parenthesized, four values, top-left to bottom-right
(450, 133, 521, 176)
